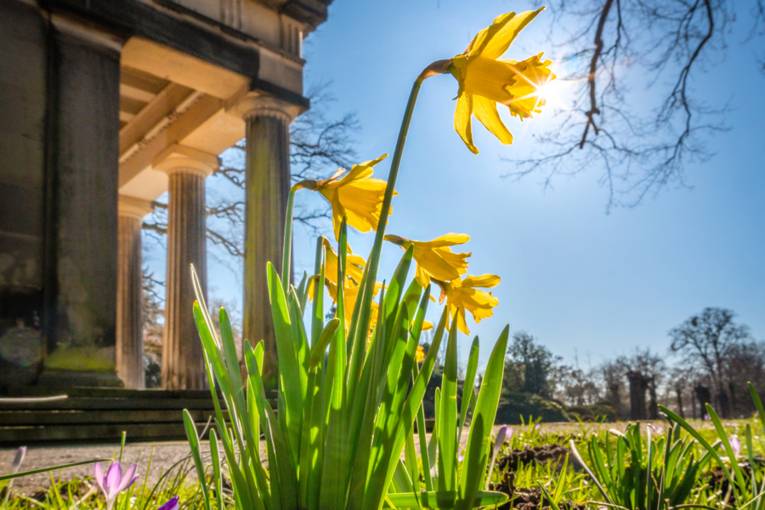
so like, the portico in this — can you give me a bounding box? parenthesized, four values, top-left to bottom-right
(0, 0, 329, 391)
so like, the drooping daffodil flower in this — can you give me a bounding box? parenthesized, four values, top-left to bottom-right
(437, 274, 501, 334)
(295, 154, 392, 239)
(384, 233, 471, 288)
(448, 8, 555, 153)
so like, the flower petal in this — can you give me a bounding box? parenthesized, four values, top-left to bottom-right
(105, 462, 122, 498)
(479, 8, 544, 59)
(473, 95, 513, 145)
(117, 464, 138, 492)
(158, 496, 180, 510)
(454, 93, 478, 154)
(94, 463, 106, 494)
(424, 233, 471, 247)
(463, 274, 501, 288)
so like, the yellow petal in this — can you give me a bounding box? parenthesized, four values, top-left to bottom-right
(473, 95, 513, 145)
(415, 265, 431, 288)
(463, 274, 501, 288)
(454, 93, 478, 154)
(456, 307, 470, 334)
(478, 8, 544, 59)
(425, 232, 471, 247)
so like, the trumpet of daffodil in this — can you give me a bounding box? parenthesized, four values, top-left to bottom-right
(437, 274, 501, 334)
(295, 154, 392, 239)
(448, 7, 555, 153)
(384, 233, 471, 288)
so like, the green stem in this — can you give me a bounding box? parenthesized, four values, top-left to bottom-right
(346, 74, 426, 388)
(281, 186, 297, 288)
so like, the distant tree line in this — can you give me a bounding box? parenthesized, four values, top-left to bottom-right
(501, 306, 763, 421)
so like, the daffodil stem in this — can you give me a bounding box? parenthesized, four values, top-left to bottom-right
(280, 186, 297, 288)
(366, 76, 424, 288)
(347, 73, 428, 387)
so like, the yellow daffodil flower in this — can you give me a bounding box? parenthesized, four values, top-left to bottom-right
(384, 233, 471, 288)
(415, 344, 426, 364)
(308, 238, 366, 299)
(448, 8, 555, 153)
(437, 274, 501, 334)
(296, 154, 392, 239)
(326, 279, 382, 329)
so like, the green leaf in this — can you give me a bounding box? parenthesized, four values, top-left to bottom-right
(183, 409, 212, 510)
(457, 326, 509, 510)
(458, 336, 479, 444)
(438, 316, 459, 494)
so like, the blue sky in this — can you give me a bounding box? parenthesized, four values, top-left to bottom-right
(186, 0, 765, 371)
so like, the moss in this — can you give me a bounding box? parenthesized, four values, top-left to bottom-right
(44, 346, 114, 372)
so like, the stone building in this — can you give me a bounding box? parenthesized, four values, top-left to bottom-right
(0, 0, 329, 391)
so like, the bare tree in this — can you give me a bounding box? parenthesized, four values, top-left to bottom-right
(507, 0, 765, 209)
(669, 306, 752, 417)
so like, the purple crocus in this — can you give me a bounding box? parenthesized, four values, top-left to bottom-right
(94, 461, 138, 508)
(486, 426, 512, 488)
(158, 496, 180, 510)
(730, 434, 741, 457)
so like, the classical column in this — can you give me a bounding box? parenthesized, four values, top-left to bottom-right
(155, 146, 217, 390)
(116, 196, 152, 389)
(232, 94, 301, 382)
(38, 16, 124, 387)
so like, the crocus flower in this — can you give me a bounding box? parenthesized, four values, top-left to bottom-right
(158, 496, 180, 510)
(296, 154, 391, 239)
(437, 274, 500, 334)
(11, 446, 26, 473)
(94, 461, 138, 508)
(384, 233, 471, 287)
(730, 434, 741, 457)
(646, 424, 664, 436)
(447, 8, 555, 153)
(487, 426, 511, 488)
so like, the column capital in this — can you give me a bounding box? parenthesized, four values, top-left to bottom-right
(153, 144, 218, 178)
(51, 14, 125, 54)
(118, 195, 153, 220)
(228, 91, 304, 123)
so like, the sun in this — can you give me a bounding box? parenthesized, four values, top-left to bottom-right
(534, 65, 569, 110)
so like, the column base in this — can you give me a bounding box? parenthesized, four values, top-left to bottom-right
(37, 369, 124, 388)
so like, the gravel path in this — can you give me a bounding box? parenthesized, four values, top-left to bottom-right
(0, 441, 207, 495)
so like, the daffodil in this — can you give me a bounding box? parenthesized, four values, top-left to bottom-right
(308, 238, 366, 299)
(384, 233, 471, 287)
(415, 344, 426, 364)
(437, 274, 501, 334)
(326, 278, 382, 329)
(448, 8, 555, 153)
(296, 154, 392, 239)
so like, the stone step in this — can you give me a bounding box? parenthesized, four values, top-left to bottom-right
(0, 408, 217, 426)
(0, 422, 193, 444)
(0, 388, 219, 446)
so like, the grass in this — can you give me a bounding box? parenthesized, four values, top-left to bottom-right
(3, 417, 762, 509)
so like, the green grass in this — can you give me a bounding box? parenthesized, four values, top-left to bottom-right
(5, 416, 765, 509)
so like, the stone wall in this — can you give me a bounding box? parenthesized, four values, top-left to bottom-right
(0, 1, 48, 386)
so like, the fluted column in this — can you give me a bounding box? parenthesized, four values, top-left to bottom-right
(232, 94, 302, 382)
(116, 196, 152, 389)
(155, 146, 217, 389)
